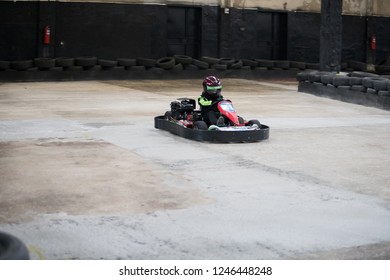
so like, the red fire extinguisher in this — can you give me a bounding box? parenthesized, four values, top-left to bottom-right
(370, 34, 376, 50)
(43, 26, 51, 45)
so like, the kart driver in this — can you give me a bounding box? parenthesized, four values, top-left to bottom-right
(198, 75, 225, 126)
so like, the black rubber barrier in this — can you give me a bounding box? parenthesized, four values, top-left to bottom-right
(297, 70, 390, 110)
(2, 56, 389, 82)
(0, 68, 299, 82)
(298, 80, 390, 111)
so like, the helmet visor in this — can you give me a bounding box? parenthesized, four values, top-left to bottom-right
(206, 85, 222, 94)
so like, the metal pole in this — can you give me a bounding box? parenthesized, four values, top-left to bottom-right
(320, 0, 343, 72)
(366, 0, 376, 72)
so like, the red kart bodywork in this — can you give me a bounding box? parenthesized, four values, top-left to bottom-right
(218, 100, 243, 126)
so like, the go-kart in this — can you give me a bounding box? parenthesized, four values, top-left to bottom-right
(154, 97, 269, 143)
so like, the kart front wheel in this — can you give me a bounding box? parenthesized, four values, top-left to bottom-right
(248, 119, 261, 128)
(193, 121, 208, 130)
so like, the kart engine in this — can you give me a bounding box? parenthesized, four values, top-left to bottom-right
(170, 98, 196, 119)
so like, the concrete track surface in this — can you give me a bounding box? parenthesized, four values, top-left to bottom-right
(1, 79, 390, 260)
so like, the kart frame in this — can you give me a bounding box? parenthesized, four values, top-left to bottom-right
(154, 115, 269, 143)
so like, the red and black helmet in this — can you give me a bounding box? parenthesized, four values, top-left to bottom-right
(202, 76, 222, 98)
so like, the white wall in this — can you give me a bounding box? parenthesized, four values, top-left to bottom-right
(10, 0, 390, 16)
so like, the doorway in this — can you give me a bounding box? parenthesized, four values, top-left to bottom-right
(167, 6, 202, 58)
(255, 11, 287, 60)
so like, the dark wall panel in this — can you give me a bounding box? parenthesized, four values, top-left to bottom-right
(342, 15, 367, 62)
(287, 12, 390, 65)
(0, 1, 389, 65)
(219, 9, 287, 60)
(201, 6, 219, 58)
(368, 16, 390, 64)
(272, 12, 288, 60)
(220, 8, 259, 59)
(0, 2, 39, 60)
(167, 6, 202, 58)
(54, 3, 166, 59)
(253, 12, 274, 59)
(287, 12, 320, 63)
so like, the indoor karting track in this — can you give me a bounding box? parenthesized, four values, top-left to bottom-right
(1, 78, 390, 259)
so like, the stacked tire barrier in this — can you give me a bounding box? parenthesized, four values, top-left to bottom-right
(0, 55, 305, 81)
(2, 57, 390, 73)
(0, 56, 312, 73)
(298, 70, 390, 110)
(1, 56, 389, 82)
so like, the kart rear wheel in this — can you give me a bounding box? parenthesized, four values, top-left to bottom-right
(248, 119, 261, 128)
(193, 121, 208, 130)
(164, 111, 172, 120)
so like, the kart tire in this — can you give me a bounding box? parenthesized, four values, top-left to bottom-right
(274, 60, 290, 70)
(248, 119, 261, 128)
(194, 121, 208, 130)
(373, 79, 389, 91)
(164, 111, 172, 120)
(98, 59, 118, 69)
(242, 59, 258, 68)
(211, 64, 227, 71)
(157, 57, 175, 69)
(172, 63, 183, 72)
(296, 71, 314, 82)
(351, 85, 365, 92)
(192, 59, 209, 69)
(75, 56, 97, 67)
(184, 64, 198, 70)
(289, 61, 306, 70)
(305, 63, 319, 70)
(308, 71, 325, 83)
(349, 71, 379, 78)
(219, 57, 235, 66)
(362, 77, 387, 89)
(148, 66, 164, 73)
(332, 76, 350, 87)
(136, 58, 156, 68)
(173, 55, 192, 65)
(64, 65, 83, 71)
(201, 56, 220, 65)
(320, 73, 336, 85)
(34, 58, 55, 70)
(56, 57, 75, 68)
(10, 60, 33, 71)
(0, 232, 30, 260)
(255, 59, 274, 69)
(378, 90, 390, 97)
(131, 65, 146, 71)
(349, 77, 363, 86)
(362, 77, 375, 88)
(117, 58, 136, 67)
(230, 60, 243, 69)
